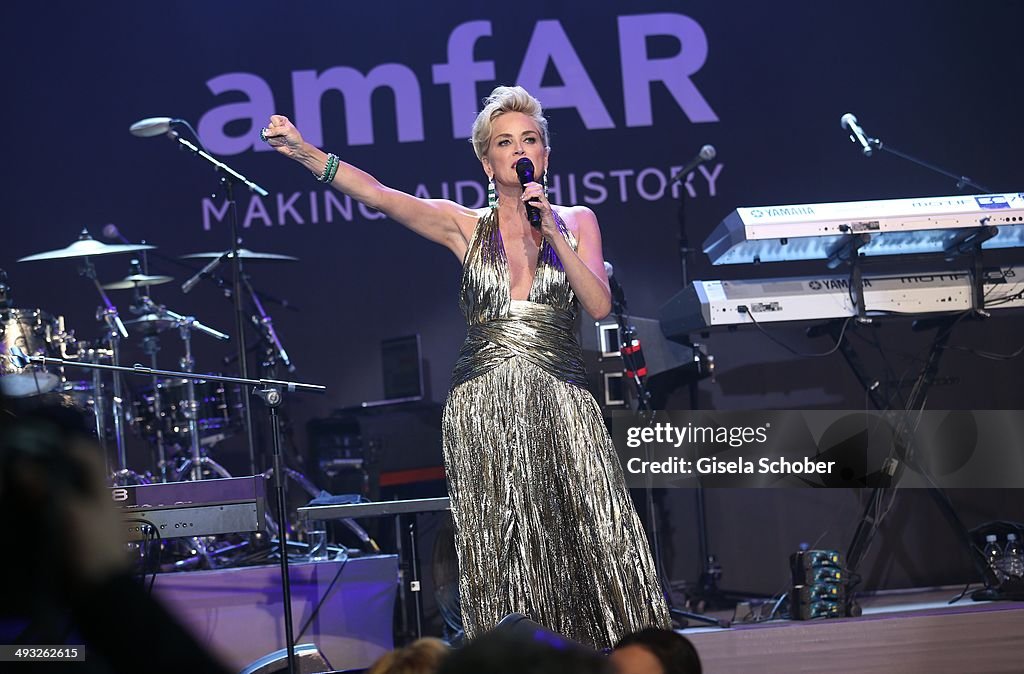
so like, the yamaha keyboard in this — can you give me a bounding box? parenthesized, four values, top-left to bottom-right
(111, 475, 268, 541)
(660, 266, 1024, 336)
(704, 192, 1024, 265)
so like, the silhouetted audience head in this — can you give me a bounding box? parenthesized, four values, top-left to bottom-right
(610, 628, 702, 674)
(437, 624, 610, 674)
(367, 637, 449, 674)
(1, 394, 234, 674)
(0, 395, 125, 613)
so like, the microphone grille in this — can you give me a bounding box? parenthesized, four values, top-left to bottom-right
(699, 144, 717, 161)
(603, 261, 614, 278)
(515, 157, 535, 184)
(102, 223, 120, 240)
(129, 116, 172, 137)
(840, 113, 857, 130)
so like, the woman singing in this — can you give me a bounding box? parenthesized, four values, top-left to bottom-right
(263, 85, 669, 648)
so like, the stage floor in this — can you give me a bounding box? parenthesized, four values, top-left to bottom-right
(684, 586, 1024, 673)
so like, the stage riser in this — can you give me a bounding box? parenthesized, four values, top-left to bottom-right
(686, 602, 1024, 673)
(153, 556, 398, 672)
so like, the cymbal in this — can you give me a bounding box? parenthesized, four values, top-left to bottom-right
(180, 248, 298, 262)
(102, 274, 174, 290)
(18, 229, 155, 262)
(124, 314, 177, 333)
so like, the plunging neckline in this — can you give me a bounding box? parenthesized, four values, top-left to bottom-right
(457, 208, 581, 325)
(496, 218, 546, 303)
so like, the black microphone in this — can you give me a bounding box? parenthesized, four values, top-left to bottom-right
(604, 261, 627, 312)
(102, 223, 131, 244)
(841, 113, 873, 156)
(669, 144, 717, 185)
(515, 157, 542, 227)
(181, 252, 228, 294)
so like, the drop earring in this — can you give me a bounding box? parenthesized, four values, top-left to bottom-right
(487, 176, 497, 208)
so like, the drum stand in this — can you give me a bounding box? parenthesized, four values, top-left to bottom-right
(179, 321, 204, 481)
(139, 333, 169, 482)
(57, 333, 113, 456)
(79, 256, 133, 480)
(132, 295, 230, 481)
(87, 346, 111, 460)
(125, 280, 168, 483)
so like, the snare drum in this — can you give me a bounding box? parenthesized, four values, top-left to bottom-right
(0, 309, 61, 397)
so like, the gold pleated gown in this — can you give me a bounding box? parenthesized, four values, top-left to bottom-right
(441, 209, 670, 648)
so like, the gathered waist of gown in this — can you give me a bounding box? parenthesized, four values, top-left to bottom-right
(450, 300, 587, 389)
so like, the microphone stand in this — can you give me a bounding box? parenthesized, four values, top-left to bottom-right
(668, 155, 735, 619)
(168, 132, 269, 197)
(668, 148, 714, 288)
(610, 279, 727, 629)
(16, 349, 324, 674)
(669, 167, 695, 289)
(162, 127, 269, 476)
(866, 136, 993, 193)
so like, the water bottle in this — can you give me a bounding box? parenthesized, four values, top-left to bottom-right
(983, 534, 1007, 584)
(1002, 533, 1024, 580)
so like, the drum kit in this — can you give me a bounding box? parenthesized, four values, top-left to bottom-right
(1, 122, 342, 672)
(2, 228, 300, 490)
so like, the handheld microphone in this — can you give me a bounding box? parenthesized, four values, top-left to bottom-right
(840, 113, 873, 156)
(515, 157, 542, 227)
(669, 144, 717, 185)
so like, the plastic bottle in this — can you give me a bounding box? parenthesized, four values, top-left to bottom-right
(1002, 533, 1024, 580)
(983, 534, 1007, 584)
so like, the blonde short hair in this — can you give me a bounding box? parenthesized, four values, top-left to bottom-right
(470, 85, 550, 160)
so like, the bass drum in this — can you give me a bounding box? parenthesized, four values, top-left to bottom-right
(0, 308, 61, 397)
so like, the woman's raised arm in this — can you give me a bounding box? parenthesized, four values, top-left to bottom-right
(263, 114, 477, 258)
